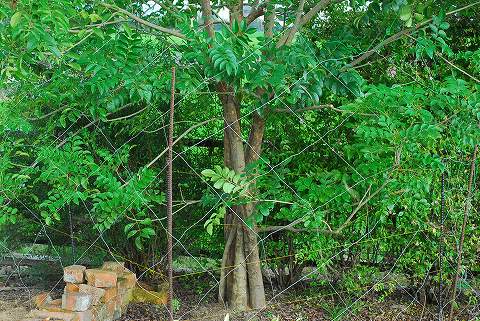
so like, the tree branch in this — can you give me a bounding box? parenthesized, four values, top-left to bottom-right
(24, 106, 66, 121)
(300, 0, 332, 26)
(144, 118, 219, 169)
(437, 53, 480, 84)
(100, 3, 186, 39)
(200, 0, 215, 38)
(105, 106, 148, 122)
(258, 168, 396, 235)
(346, 1, 480, 69)
(276, 0, 333, 48)
(246, 1, 268, 25)
(275, 104, 375, 116)
(152, 0, 180, 17)
(69, 19, 127, 33)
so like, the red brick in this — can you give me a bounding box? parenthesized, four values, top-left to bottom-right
(91, 302, 112, 321)
(78, 284, 105, 306)
(101, 261, 126, 273)
(105, 300, 115, 319)
(117, 271, 136, 289)
(64, 265, 86, 284)
(40, 298, 62, 311)
(29, 309, 80, 321)
(62, 292, 93, 312)
(32, 292, 52, 308)
(74, 310, 94, 321)
(65, 282, 80, 293)
(102, 287, 118, 304)
(85, 269, 117, 288)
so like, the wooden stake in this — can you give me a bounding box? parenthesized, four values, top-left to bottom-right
(448, 145, 478, 321)
(167, 66, 176, 321)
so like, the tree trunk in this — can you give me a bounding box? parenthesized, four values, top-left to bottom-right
(217, 84, 266, 310)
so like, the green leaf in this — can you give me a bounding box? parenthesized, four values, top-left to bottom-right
(134, 236, 144, 250)
(10, 12, 22, 27)
(206, 223, 213, 235)
(399, 5, 412, 22)
(232, 19, 239, 33)
(49, 46, 62, 58)
(213, 179, 224, 189)
(223, 182, 235, 193)
(124, 223, 134, 233)
(142, 227, 156, 237)
(127, 229, 138, 239)
(93, 28, 104, 40)
(68, 63, 82, 71)
(201, 169, 216, 177)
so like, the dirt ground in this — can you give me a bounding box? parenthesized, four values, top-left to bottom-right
(1, 273, 478, 321)
(0, 299, 29, 321)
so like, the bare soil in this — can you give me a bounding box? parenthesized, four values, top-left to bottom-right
(1, 272, 477, 321)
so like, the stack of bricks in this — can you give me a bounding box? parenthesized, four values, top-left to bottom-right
(24, 261, 136, 321)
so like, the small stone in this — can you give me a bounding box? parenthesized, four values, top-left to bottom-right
(78, 284, 105, 305)
(62, 292, 93, 312)
(85, 269, 117, 288)
(64, 265, 86, 284)
(32, 292, 52, 308)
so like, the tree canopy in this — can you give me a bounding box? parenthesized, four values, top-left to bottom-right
(1, 0, 479, 316)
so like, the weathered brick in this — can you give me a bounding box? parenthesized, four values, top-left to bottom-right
(74, 310, 94, 321)
(65, 282, 80, 293)
(64, 265, 86, 284)
(29, 309, 80, 321)
(103, 287, 118, 304)
(40, 298, 62, 312)
(85, 269, 117, 288)
(105, 300, 116, 320)
(62, 292, 93, 312)
(91, 302, 113, 321)
(78, 284, 105, 305)
(101, 261, 126, 274)
(32, 292, 52, 308)
(117, 271, 136, 289)
(120, 288, 133, 308)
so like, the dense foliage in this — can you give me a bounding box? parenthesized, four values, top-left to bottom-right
(1, 0, 479, 315)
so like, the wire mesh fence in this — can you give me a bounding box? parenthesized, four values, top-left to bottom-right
(1, 2, 480, 321)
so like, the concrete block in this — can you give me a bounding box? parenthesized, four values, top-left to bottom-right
(62, 292, 93, 312)
(85, 269, 117, 288)
(64, 265, 86, 283)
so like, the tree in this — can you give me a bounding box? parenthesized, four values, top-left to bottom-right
(1, 0, 479, 312)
